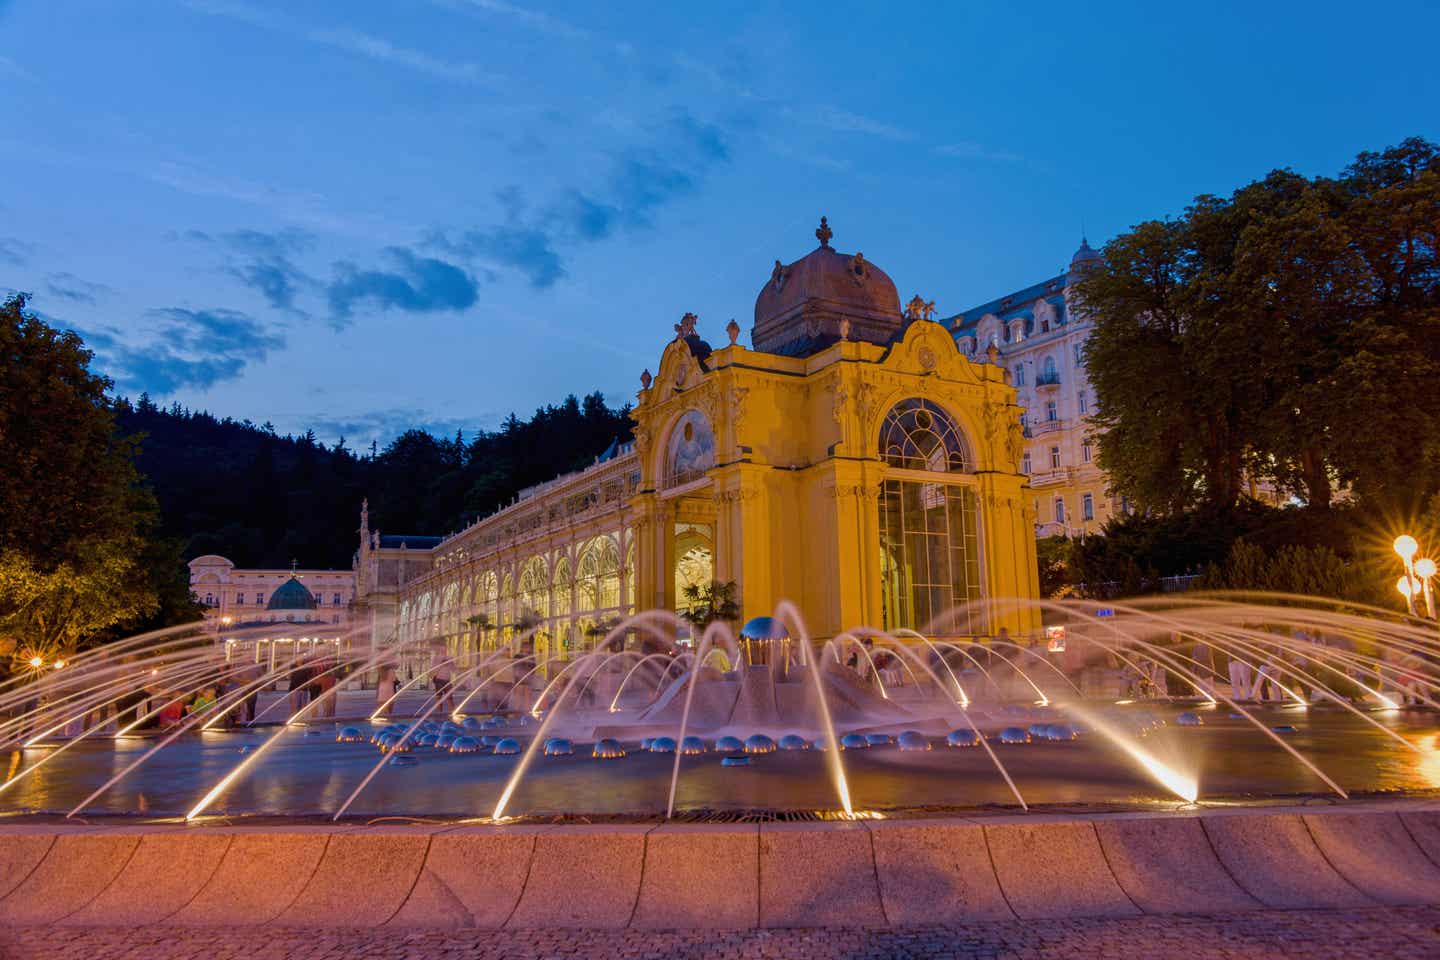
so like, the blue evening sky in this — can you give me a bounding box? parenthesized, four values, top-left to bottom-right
(2, 0, 1436, 445)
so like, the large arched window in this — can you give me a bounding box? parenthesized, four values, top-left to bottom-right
(879, 398, 970, 472)
(879, 398, 983, 636)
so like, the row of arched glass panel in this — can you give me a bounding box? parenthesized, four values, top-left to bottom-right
(395, 536, 634, 669)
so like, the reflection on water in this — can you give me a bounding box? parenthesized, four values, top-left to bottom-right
(8, 703, 1438, 819)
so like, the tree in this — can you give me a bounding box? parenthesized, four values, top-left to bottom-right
(1077, 137, 1440, 516)
(679, 580, 740, 629)
(0, 294, 162, 665)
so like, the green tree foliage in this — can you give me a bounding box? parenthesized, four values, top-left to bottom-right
(1196, 540, 1366, 603)
(1076, 137, 1440, 515)
(0, 293, 185, 662)
(114, 389, 633, 569)
(679, 580, 741, 629)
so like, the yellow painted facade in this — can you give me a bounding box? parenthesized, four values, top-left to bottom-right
(356, 222, 1042, 657)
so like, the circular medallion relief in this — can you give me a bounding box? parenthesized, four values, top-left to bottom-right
(918, 345, 937, 371)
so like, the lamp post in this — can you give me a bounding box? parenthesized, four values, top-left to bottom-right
(1416, 557, 1437, 620)
(1394, 535, 1421, 617)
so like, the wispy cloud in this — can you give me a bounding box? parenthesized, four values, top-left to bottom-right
(187, 228, 318, 311)
(45, 272, 112, 304)
(183, 0, 500, 85)
(934, 141, 1025, 163)
(805, 105, 914, 142)
(310, 27, 501, 84)
(437, 110, 731, 289)
(79, 306, 286, 395)
(0, 237, 32, 266)
(303, 407, 502, 448)
(327, 247, 480, 327)
(433, 0, 588, 41)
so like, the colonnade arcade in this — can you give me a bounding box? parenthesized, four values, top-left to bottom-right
(393, 529, 637, 675)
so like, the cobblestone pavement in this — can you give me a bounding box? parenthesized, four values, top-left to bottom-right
(6, 907, 1440, 960)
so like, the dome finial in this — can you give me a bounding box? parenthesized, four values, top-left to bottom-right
(815, 216, 832, 248)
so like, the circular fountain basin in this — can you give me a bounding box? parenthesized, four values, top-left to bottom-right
(679, 736, 706, 755)
(649, 737, 677, 754)
(998, 727, 1030, 744)
(840, 733, 870, 750)
(777, 734, 810, 751)
(715, 736, 745, 752)
(946, 728, 979, 747)
(897, 731, 930, 752)
(449, 736, 481, 753)
(593, 738, 627, 759)
(542, 738, 573, 756)
(744, 734, 777, 754)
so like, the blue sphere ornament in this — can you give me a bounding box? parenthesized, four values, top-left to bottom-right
(897, 731, 930, 752)
(649, 736, 677, 754)
(840, 733, 870, 750)
(493, 737, 522, 755)
(679, 736, 706, 755)
(744, 734, 777, 754)
(778, 734, 810, 751)
(542, 737, 573, 756)
(998, 726, 1031, 744)
(592, 737, 627, 759)
(946, 728, 979, 747)
(715, 735, 745, 752)
(739, 616, 789, 641)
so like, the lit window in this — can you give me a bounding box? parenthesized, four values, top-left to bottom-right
(1082, 493, 1094, 520)
(1021, 451, 1032, 474)
(1046, 400, 1058, 422)
(1055, 498, 1066, 523)
(314, 593, 323, 605)
(204, 593, 214, 606)
(1041, 356, 1058, 384)
(1082, 442, 1092, 463)
(1049, 446, 1061, 469)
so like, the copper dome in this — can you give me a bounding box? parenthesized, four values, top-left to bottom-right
(751, 217, 903, 357)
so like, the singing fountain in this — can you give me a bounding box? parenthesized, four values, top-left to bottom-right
(0, 592, 1437, 823)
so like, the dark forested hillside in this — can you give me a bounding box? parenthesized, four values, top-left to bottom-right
(115, 392, 633, 569)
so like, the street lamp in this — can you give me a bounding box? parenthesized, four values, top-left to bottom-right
(1416, 557, 1437, 619)
(1394, 535, 1422, 617)
(26, 656, 43, 669)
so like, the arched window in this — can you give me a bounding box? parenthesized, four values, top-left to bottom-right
(878, 400, 982, 636)
(879, 399, 970, 472)
(1040, 355, 1059, 385)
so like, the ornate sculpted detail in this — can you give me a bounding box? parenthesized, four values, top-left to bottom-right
(825, 482, 882, 501)
(728, 385, 750, 428)
(640, 368, 652, 390)
(827, 380, 849, 426)
(847, 252, 868, 286)
(815, 215, 832, 248)
(674, 311, 698, 340)
(770, 259, 789, 292)
(986, 342, 1000, 364)
(838, 316, 851, 341)
(633, 425, 652, 455)
(904, 295, 937, 321)
(674, 359, 690, 389)
(855, 382, 878, 432)
(1005, 411, 1024, 470)
(714, 487, 759, 504)
(698, 384, 721, 426)
(917, 344, 937, 371)
(726, 318, 741, 345)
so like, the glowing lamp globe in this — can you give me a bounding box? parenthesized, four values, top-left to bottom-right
(27, 657, 42, 669)
(1394, 535, 1419, 561)
(1417, 558, 1437, 579)
(1397, 576, 1417, 598)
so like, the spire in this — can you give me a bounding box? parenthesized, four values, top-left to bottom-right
(815, 215, 832, 249)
